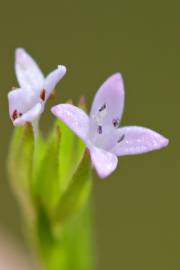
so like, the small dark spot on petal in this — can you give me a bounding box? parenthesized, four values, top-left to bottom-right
(99, 104, 106, 112)
(117, 134, 125, 143)
(12, 110, 18, 121)
(19, 113, 23, 117)
(98, 125, 102, 134)
(113, 119, 120, 128)
(40, 89, 46, 101)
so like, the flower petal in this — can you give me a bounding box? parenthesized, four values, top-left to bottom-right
(51, 104, 89, 141)
(89, 145, 118, 178)
(15, 48, 44, 91)
(43, 65, 67, 101)
(90, 73, 125, 127)
(111, 126, 169, 156)
(8, 88, 39, 121)
(13, 103, 43, 126)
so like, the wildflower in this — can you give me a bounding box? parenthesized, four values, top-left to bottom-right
(8, 48, 66, 127)
(51, 73, 169, 178)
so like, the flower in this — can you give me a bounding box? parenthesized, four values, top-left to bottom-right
(8, 48, 66, 126)
(51, 73, 169, 178)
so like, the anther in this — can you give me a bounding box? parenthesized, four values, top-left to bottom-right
(98, 125, 102, 134)
(117, 134, 125, 143)
(12, 110, 18, 121)
(113, 119, 120, 128)
(99, 104, 106, 112)
(40, 89, 46, 101)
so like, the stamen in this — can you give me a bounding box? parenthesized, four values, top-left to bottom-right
(113, 119, 120, 128)
(99, 104, 106, 112)
(117, 134, 125, 143)
(12, 110, 23, 121)
(98, 125, 102, 134)
(40, 89, 46, 101)
(92, 104, 107, 125)
(12, 110, 18, 121)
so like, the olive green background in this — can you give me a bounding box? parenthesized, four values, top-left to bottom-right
(0, 0, 179, 269)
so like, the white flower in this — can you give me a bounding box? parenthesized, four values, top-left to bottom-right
(8, 48, 66, 126)
(51, 73, 169, 178)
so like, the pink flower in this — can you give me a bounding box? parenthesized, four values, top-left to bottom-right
(51, 73, 169, 178)
(8, 48, 66, 126)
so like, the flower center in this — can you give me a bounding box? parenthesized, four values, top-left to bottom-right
(90, 103, 122, 150)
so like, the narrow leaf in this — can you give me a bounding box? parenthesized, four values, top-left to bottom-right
(54, 150, 92, 224)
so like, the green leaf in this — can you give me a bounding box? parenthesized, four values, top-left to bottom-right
(7, 125, 35, 218)
(60, 203, 95, 270)
(58, 118, 76, 192)
(34, 124, 61, 213)
(36, 200, 54, 262)
(58, 98, 87, 193)
(54, 150, 92, 225)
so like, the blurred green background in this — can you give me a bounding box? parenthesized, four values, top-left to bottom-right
(0, 0, 179, 269)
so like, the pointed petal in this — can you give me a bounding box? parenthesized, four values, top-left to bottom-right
(8, 88, 39, 121)
(90, 145, 118, 178)
(51, 104, 89, 141)
(15, 48, 44, 91)
(13, 103, 43, 126)
(43, 65, 67, 101)
(90, 73, 125, 126)
(111, 126, 169, 156)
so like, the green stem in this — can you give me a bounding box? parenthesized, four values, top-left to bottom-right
(36, 202, 95, 270)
